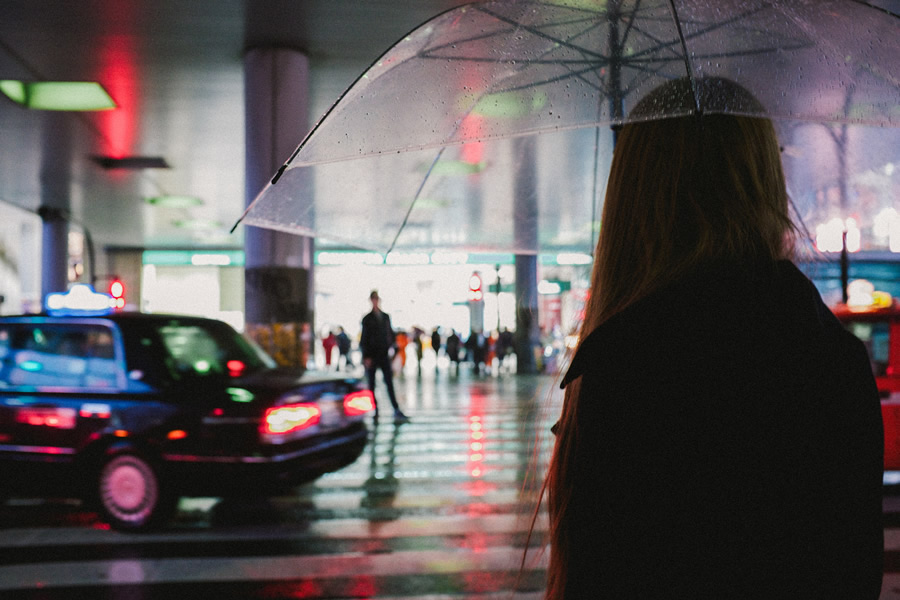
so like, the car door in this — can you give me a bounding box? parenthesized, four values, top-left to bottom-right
(0, 319, 129, 457)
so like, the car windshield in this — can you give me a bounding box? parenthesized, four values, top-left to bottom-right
(156, 320, 276, 378)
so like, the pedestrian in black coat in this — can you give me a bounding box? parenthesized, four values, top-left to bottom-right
(335, 326, 353, 370)
(446, 330, 461, 374)
(541, 77, 883, 599)
(431, 327, 442, 372)
(360, 290, 408, 422)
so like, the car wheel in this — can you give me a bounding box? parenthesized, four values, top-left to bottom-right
(96, 454, 176, 531)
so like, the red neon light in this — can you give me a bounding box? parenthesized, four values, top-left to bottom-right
(460, 114, 484, 165)
(96, 23, 137, 160)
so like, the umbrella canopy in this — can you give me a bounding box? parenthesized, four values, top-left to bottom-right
(234, 0, 900, 256)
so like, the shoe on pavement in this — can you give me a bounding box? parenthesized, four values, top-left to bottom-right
(393, 411, 410, 423)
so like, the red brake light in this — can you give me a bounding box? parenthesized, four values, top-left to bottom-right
(16, 407, 77, 429)
(262, 403, 321, 435)
(227, 360, 245, 377)
(344, 390, 375, 416)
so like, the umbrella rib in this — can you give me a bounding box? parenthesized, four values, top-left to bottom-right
(672, 3, 776, 46)
(385, 147, 448, 255)
(619, 57, 685, 102)
(665, 0, 700, 112)
(616, 0, 644, 50)
(475, 5, 613, 61)
(624, 3, 789, 65)
(421, 9, 620, 99)
(422, 8, 611, 57)
(490, 52, 686, 98)
(421, 25, 519, 55)
(420, 2, 805, 84)
(493, 64, 611, 95)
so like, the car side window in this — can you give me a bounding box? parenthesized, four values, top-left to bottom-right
(159, 325, 224, 378)
(0, 323, 123, 390)
(844, 320, 890, 377)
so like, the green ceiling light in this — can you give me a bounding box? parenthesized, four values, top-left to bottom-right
(458, 90, 549, 119)
(145, 195, 204, 208)
(0, 80, 116, 111)
(0, 80, 26, 104)
(172, 218, 222, 230)
(427, 159, 487, 175)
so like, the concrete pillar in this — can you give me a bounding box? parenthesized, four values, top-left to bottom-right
(39, 113, 73, 298)
(513, 137, 540, 374)
(243, 47, 315, 367)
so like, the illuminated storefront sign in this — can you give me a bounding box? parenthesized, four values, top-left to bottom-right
(142, 250, 245, 266)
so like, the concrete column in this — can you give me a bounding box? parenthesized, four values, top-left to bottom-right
(39, 112, 73, 298)
(513, 137, 540, 374)
(244, 47, 315, 367)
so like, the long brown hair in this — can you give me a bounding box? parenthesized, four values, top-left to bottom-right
(543, 77, 797, 599)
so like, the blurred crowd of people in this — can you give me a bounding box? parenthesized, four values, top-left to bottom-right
(315, 323, 517, 377)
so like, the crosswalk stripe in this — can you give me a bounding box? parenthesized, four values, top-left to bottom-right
(0, 546, 548, 589)
(0, 513, 548, 549)
(0, 374, 553, 596)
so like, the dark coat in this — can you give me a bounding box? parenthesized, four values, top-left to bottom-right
(559, 260, 883, 599)
(336, 331, 351, 355)
(446, 333, 461, 362)
(360, 310, 395, 361)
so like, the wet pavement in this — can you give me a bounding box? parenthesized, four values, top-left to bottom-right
(3, 359, 900, 598)
(0, 362, 560, 599)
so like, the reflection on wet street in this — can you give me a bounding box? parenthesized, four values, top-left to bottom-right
(8, 364, 900, 599)
(0, 368, 560, 599)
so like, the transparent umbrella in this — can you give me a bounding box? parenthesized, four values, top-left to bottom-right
(233, 0, 900, 256)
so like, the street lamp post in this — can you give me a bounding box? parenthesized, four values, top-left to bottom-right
(495, 264, 501, 331)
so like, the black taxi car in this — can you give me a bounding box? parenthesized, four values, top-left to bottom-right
(0, 286, 374, 530)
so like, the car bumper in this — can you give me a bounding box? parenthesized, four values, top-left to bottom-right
(0, 422, 369, 499)
(160, 422, 369, 494)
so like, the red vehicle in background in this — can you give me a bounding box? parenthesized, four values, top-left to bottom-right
(831, 293, 900, 471)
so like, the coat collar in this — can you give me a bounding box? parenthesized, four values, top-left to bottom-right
(560, 260, 831, 389)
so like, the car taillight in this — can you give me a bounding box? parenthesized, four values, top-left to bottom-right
(16, 407, 77, 429)
(262, 403, 321, 435)
(343, 390, 375, 416)
(226, 360, 246, 377)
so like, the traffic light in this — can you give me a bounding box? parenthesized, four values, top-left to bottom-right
(108, 278, 125, 310)
(468, 272, 483, 302)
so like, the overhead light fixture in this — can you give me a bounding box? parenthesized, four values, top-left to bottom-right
(172, 218, 222, 230)
(145, 195, 203, 208)
(94, 156, 170, 170)
(0, 80, 116, 111)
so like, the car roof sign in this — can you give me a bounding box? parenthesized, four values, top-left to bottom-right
(45, 284, 115, 316)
